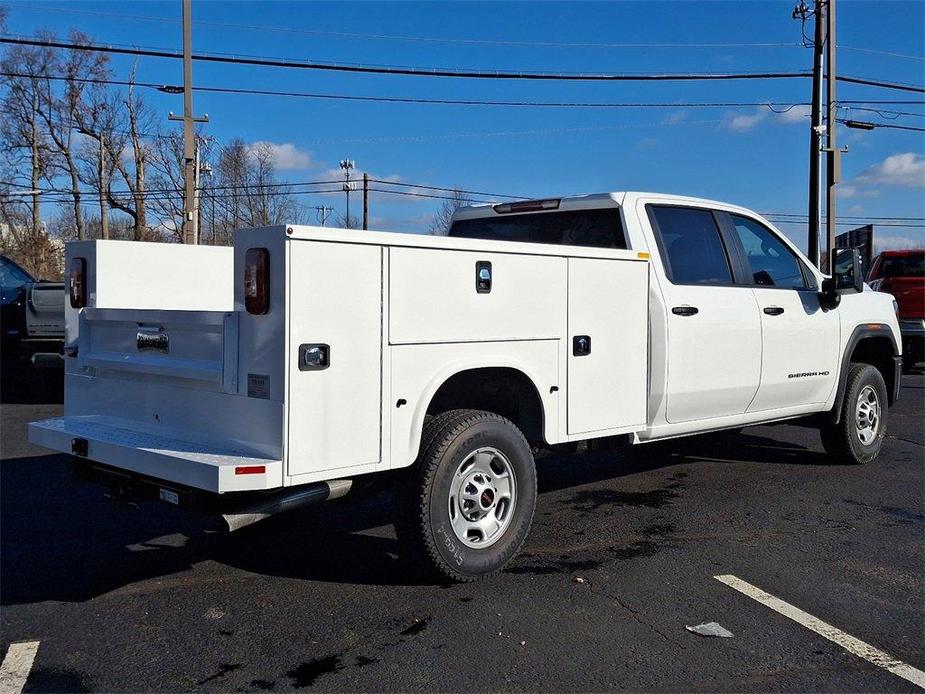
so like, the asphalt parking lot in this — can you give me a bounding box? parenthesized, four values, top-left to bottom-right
(1, 373, 923, 692)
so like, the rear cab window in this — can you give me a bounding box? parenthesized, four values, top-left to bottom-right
(647, 206, 733, 285)
(448, 208, 627, 250)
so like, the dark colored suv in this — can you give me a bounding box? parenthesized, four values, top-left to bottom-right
(867, 249, 924, 368)
(0, 255, 65, 376)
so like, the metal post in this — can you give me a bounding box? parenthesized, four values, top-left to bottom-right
(168, 0, 208, 244)
(824, 0, 838, 271)
(362, 173, 369, 230)
(806, 0, 825, 269)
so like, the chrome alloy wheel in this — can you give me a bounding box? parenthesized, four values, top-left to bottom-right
(447, 447, 517, 549)
(855, 385, 881, 446)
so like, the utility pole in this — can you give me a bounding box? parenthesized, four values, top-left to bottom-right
(824, 0, 839, 271)
(314, 205, 334, 227)
(796, 0, 826, 269)
(98, 133, 109, 239)
(362, 172, 369, 230)
(168, 0, 208, 244)
(340, 159, 355, 227)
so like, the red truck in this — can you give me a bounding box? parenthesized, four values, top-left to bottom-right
(867, 249, 924, 369)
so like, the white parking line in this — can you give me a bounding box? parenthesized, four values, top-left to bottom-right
(715, 574, 925, 690)
(0, 641, 40, 694)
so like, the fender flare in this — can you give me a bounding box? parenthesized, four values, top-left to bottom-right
(831, 323, 899, 424)
(401, 359, 553, 469)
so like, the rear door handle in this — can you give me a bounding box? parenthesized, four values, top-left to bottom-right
(671, 306, 699, 316)
(763, 306, 785, 316)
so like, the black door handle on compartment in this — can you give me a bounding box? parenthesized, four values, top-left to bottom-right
(763, 306, 785, 316)
(671, 306, 699, 316)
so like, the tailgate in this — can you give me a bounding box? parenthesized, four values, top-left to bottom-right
(76, 307, 239, 392)
(26, 282, 65, 338)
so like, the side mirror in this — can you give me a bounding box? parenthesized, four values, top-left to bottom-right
(831, 247, 864, 293)
(820, 248, 863, 310)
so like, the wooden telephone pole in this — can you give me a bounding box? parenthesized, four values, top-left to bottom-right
(168, 0, 208, 244)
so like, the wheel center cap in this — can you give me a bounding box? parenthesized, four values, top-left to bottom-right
(480, 489, 495, 509)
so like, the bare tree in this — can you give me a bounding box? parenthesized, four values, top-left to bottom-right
(110, 69, 152, 238)
(0, 38, 54, 242)
(428, 187, 472, 235)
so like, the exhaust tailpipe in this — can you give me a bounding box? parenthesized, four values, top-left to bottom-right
(221, 479, 352, 532)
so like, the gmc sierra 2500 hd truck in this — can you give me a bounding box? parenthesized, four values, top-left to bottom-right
(29, 192, 902, 581)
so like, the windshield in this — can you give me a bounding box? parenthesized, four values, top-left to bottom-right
(0, 257, 34, 290)
(881, 253, 924, 278)
(449, 208, 627, 249)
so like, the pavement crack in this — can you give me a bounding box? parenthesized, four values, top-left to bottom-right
(588, 584, 682, 648)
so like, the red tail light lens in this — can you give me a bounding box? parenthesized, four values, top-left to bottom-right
(68, 257, 86, 308)
(244, 248, 269, 314)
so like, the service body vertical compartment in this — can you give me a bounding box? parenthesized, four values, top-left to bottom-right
(567, 257, 648, 435)
(286, 240, 383, 479)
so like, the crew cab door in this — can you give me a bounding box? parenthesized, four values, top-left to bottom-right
(645, 204, 762, 423)
(721, 213, 839, 411)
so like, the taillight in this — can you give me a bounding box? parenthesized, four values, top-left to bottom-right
(244, 248, 269, 314)
(68, 257, 86, 308)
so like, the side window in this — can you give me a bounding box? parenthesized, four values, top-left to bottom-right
(730, 215, 809, 289)
(649, 206, 733, 284)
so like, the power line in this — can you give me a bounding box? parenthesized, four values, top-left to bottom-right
(8, 5, 808, 50)
(840, 46, 925, 63)
(0, 35, 813, 82)
(4, 35, 922, 92)
(7, 72, 924, 122)
(3, 70, 817, 110)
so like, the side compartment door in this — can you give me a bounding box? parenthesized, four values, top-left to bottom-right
(287, 241, 382, 477)
(567, 257, 648, 435)
(723, 214, 839, 411)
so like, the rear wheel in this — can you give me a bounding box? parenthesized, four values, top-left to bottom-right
(394, 409, 537, 582)
(820, 363, 888, 465)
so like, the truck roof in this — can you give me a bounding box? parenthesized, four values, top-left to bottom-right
(451, 191, 759, 221)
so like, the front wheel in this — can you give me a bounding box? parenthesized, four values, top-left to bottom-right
(820, 363, 888, 464)
(394, 409, 537, 582)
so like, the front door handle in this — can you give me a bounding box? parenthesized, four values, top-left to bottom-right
(672, 305, 699, 316)
(763, 306, 785, 316)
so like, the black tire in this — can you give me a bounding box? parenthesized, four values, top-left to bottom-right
(820, 363, 888, 465)
(394, 409, 537, 582)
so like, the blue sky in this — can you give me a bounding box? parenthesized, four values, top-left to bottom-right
(4, 1, 924, 248)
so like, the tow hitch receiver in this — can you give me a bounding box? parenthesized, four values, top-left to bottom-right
(71, 437, 88, 457)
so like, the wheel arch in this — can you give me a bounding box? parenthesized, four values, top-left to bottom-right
(424, 366, 548, 444)
(832, 323, 899, 424)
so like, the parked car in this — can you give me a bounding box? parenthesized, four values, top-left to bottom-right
(30, 193, 902, 582)
(867, 249, 923, 369)
(0, 255, 64, 376)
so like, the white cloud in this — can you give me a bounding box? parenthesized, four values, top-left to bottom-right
(724, 109, 767, 132)
(836, 184, 880, 199)
(249, 141, 313, 170)
(837, 152, 925, 199)
(855, 152, 925, 188)
(776, 104, 812, 124)
(661, 111, 688, 125)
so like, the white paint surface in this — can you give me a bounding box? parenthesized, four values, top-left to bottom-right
(715, 574, 925, 690)
(0, 641, 39, 694)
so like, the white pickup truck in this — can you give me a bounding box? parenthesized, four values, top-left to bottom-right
(29, 192, 902, 581)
